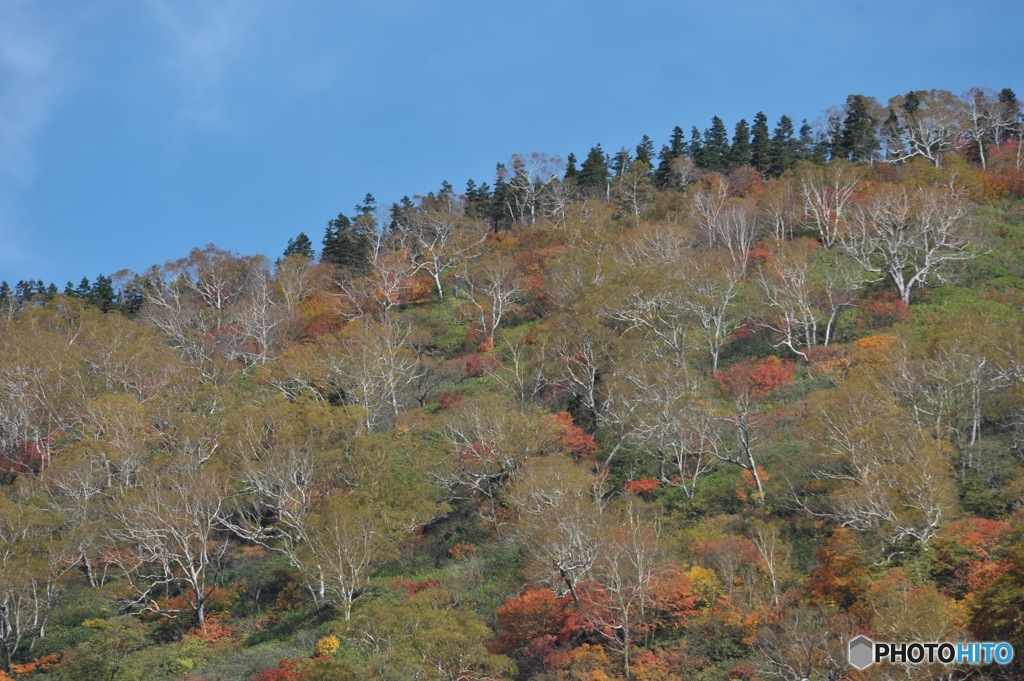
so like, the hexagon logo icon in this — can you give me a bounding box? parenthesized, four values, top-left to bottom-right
(849, 635, 875, 669)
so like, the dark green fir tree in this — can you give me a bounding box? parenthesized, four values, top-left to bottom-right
(90, 274, 116, 312)
(750, 112, 771, 174)
(699, 116, 730, 172)
(283, 232, 315, 260)
(635, 135, 655, 170)
(728, 118, 752, 169)
(564, 152, 579, 182)
(769, 115, 796, 176)
(322, 212, 371, 276)
(578, 144, 610, 194)
(838, 94, 880, 163)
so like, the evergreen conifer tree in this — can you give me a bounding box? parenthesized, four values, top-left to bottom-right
(635, 135, 655, 169)
(769, 115, 796, 176)
(465, 179, 493, 221)
(668, 126, 686, 158)
(750, 112, 771, 173)
(578, 144, 610, 193)
(838, 94, 880, 163)
(611, 147, 632, 176)
(355, 192, 378, 218)
(388, 196, 415, 232)
(795, 120, 821, 163)
(90, 274, 116, 312)
(491, 163, 512, 230)
(688, 127, 703, 160)
(321, 212, 371, 276)
(880, 108, 903, 161)
(699, 117, 730, 171)
(654, 127, 686, 188)
(564, 153, 578, 181)
(728, 118, 752, 169)
(655, 145, 674, 189)
(284, 232, 315, 260)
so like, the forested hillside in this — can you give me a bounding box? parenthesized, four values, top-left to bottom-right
(2, 87, 1024, 680)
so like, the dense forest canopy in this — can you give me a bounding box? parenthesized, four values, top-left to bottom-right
(1, 86, 1024, 680)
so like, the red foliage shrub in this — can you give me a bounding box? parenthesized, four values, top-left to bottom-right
(624, 477, 661, 497)
(249, 659, 301, 681)
(858, 292, 909, 329)
(192, 614, 236, 642)
(651, 567, 699, 627)
(549, 411, 598, 461)
(806, 529, 869, 611)
(448, 541, 477, 560)
(436, 390, 463, 411)
(8, 653, 60, 676)
(716, 355, 796, 399)
(728, 662, 758, 680)
(746, 241, 774, 269)
(692, 537, 760, 572)
(405, 275, 436, 304)
(933, 518, 1011, 598)
(490, 588, 566, 655)
(517, 634, 562, 677)
(0, 439, 50, 480)
(944, 518, 1011, 559)
(464, 352, 502, 377)
(394, 578, 441, 597)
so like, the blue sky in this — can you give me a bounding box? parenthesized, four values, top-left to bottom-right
(1, 0, 1020, 285)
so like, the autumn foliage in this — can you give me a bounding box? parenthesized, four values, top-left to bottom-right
(491, 588, 568, 655)
(716, 355, 796, 398)
(0, 83, 1022, 681)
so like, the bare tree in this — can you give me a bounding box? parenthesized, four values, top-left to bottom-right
(234, 258, 288, 366)
(582, 497, 666, 679)
(962, 87, 1023, 170)
(881, 89, 966, 167)
(505, 152, 564, 227)
(613, 160, 656, 226)
(453, 252, 525, 347)
(802, 380, 958, 558)
(438, 398, 559, 537)
(301, 484, 437, 619)
(842, 185, 975, 304)
(140, 246, 271, 380)
(690, 173, 729, 247)
(757, 240, 862, 358)
(397, 196, 488, 299)
(505, 455, 606, 601)
(321, 319, 421, 431)
(221, 398, 349, 589)
(711, 401, 766, 503)
(751, 521, 792, 615)
(104, 458, 230, 631)
(797, 161, 859, 249)
(757, 606, 848, 681)
(0, 494, 66, 672)
(338, 249, 419, 323)
(683, 253, 745, 370)
(612, 362, 717, 498)
(759, 175, 800, 241)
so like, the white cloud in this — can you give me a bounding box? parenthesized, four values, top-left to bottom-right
(145, 0, 268, 126)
